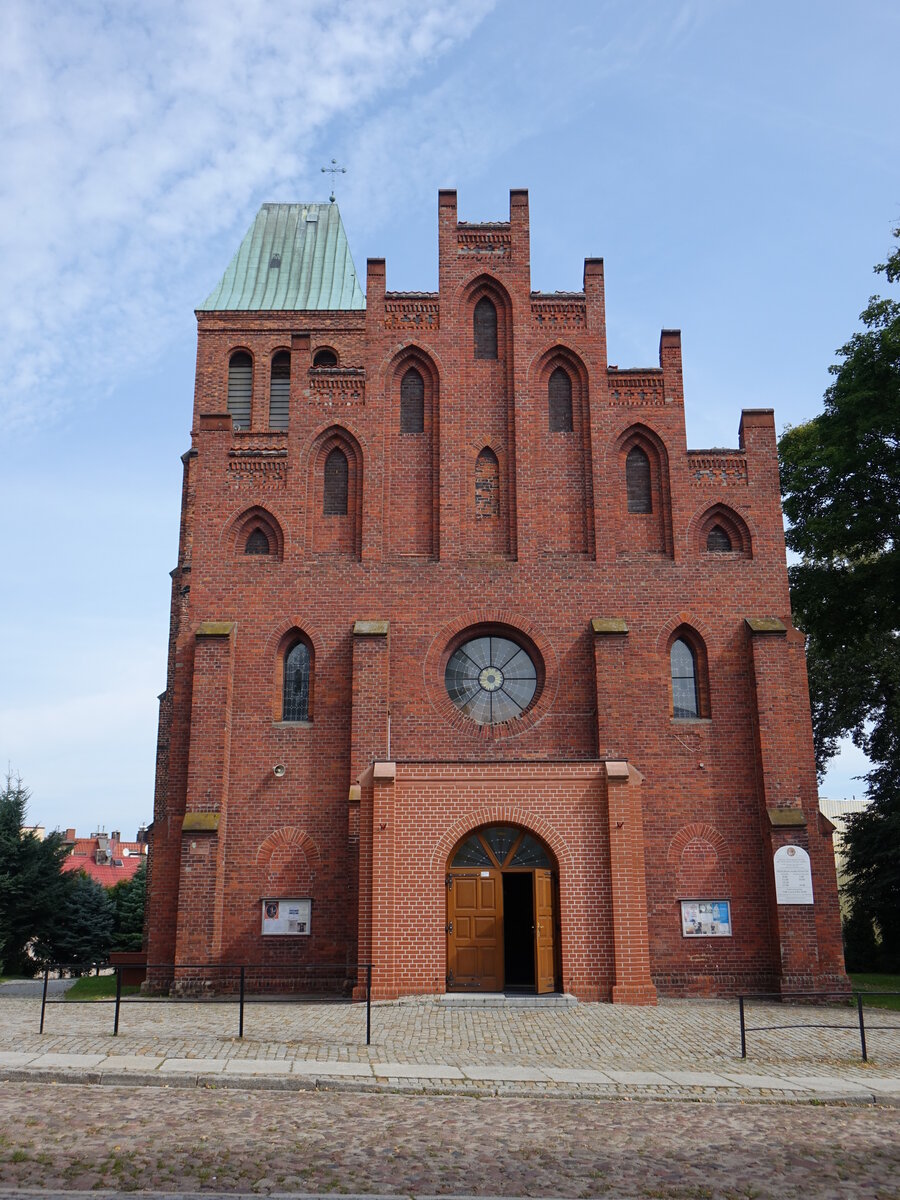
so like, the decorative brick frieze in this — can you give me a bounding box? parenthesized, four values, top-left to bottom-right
(687, 450, 749, 485)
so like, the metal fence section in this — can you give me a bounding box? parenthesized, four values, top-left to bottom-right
(39, 961, 374, 1045)
(738, 990, 900, 1062)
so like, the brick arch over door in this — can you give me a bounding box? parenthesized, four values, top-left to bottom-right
(459, 276, 516, 557)
(387, 347, 439, 557)
(431, 808, 573, 878)
(612, 424, 673, 557)
(306, 426, 363, 558)
(532, 345, 595, 556)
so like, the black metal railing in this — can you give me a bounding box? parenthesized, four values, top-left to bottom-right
(39, 961, 373, 1045)
(738, 991, 900, 1062)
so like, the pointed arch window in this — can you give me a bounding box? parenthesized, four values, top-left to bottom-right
(400, 367, 425, 433)
(323, 447, 349, 515)
(475, 448, 500, 518)
(548, 367, 573, 432)
(245, 528, 270, 555)
(269, 351, 290, 430)
(227, 351, 252, 429)
(706, 524, 732, 552)
(671, 638, 699, 719)
(283, 641, 311, 722)
(626, 445, 652, 513)
(473, 297, 498, 360)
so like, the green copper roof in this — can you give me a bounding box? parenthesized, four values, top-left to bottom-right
(199, 203, 365, 311)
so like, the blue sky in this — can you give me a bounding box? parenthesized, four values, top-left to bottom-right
(2, 0, 896, 836)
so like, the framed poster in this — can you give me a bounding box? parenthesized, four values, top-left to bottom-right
(261, 898, 311, 935)
(681, 900, 732, 938)
(774, 845, 814, 904)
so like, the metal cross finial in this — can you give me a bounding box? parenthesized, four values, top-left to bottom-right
(321, 158, 346, 203)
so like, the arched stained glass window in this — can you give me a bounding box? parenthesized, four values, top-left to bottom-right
(450, 826, 551, 869)
(706, 524, 732, 552)
(245, 528, 270, 555)
(227, 351, 252, 429)
(400, 367, 425, 433)
(323, 447, 349, 515)
(626, 446, 652, 513)
(473, 296, 498, 359)
(671, 638, 699, 719)
(283, 641, 311, 722)
(548, 367, 573, 432)
(269, 351, 290, 430)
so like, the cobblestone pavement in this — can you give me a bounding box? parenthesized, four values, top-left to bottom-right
(0, 1081, 898, 1198)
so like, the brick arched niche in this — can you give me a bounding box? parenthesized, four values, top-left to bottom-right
(227, 505, 285, 560)
(692, 503, 753, 557)
(387, 348, 439, 557)
(255, 827, 321, 895)
(614, 424, 673, 557)
(306, 426, 363, 557)
(532, 346, 594, 556)
(666, 823, 730, 897)
(460, 276, 516, 557)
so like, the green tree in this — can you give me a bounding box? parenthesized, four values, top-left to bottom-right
(108, 859, 146, 952)
(0, 775, 70, 976)
(779, 226, 900, 968)
(49, 871, 115, 972)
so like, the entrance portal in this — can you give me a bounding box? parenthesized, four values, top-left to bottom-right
(446, 825, 558, 994)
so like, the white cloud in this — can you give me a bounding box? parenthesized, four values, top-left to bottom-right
(0, 0, 496, 429)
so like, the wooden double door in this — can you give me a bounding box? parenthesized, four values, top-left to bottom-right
(446, 826, 558, 994)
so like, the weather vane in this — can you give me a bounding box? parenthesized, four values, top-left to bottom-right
(321, 158, 346, 203)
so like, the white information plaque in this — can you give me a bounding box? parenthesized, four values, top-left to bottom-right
(681, 900, 732, 938)
(773, 845, 814, 905)
(261, 898, 311, 935)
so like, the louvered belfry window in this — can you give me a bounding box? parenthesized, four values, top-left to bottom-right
(283, 641, 310, 722)
(313, 348, 338, 367)
(707, 524, 732, 552)
(269, 351, 290, 430)
(245, 528, 270, 555)
(473, 297, 498, 360)
(548, 367, 573, 432)
(400, 368, 425, 433)
(626, 446, 652, 513)
(227, 351, 252, 429)
(323, 448, 349, 515)
(475, 448, 500, 518)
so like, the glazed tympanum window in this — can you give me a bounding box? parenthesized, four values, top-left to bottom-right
(445, 635, 537, 725)
(451, 826, 550, 869)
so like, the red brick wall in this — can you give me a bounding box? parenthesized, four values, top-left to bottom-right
(145, 189, 847, 1002)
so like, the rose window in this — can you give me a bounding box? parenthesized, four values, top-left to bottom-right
(444, 635, 538, 725)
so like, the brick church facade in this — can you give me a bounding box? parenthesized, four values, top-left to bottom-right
(145, 189, 847, 1002)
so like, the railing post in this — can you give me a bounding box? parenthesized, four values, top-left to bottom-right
(856, 992, 868, 1062)
(739, 995, 746, 1059)
(39, 965, 50, 1034)
(366, 964, 372, 1047)
(113, 965, 122, 1036)
(239, 966, 245, 1038)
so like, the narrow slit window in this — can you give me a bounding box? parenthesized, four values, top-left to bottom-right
(473, 297, 498, 360)
(245, 528, 270, 555)
(323, 448, 349, 515)
(227, 351, 252, 429)
(706, 524, 732, 552)
(283, 641, 310, 722)
(269, 352, 290, 430)
(626, 446, 652, 513)
(671, 638, 699, 719)
(400, 368, 425, 433)
(475, 448, 500, 518)
(548, 367, 573, 432)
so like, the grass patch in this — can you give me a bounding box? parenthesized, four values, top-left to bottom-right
(64, 976, 140, 1002)
(851, 973, 900, 1011)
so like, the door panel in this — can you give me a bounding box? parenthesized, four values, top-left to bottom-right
(533, 868, 556, 994)
(448, 871, 503, 991)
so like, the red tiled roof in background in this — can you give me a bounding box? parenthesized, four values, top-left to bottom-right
(62, 855, 144, 886)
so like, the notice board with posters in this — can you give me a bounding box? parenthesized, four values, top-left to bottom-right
(261, 898, 311, 935)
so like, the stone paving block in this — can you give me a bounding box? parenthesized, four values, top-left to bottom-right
(96, 1055, 164, 1071)
(660, 1069, 734, 1087)
(31, 1053, 106, 1069)
(606, 1069, 670, 1086)
(159, 1057, 227, 1073)
(778, 1074, 871, 1093)
(0, 1052, 39, 1067)
(544, 1067, 613, 1084)
(224, 1058, 292, 1075)
(867, 1077, 900, 1094)
(723, 1073, 803, 1090)
(373, 1061, 465, 1079)
(292, 1060, 373, 1077)
(461, 1065, 548, 1082)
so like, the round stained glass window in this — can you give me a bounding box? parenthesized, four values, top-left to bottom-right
(445, 635, 538, 725)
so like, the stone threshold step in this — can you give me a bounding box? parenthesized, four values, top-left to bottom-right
(438, 992, 577, 1007)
